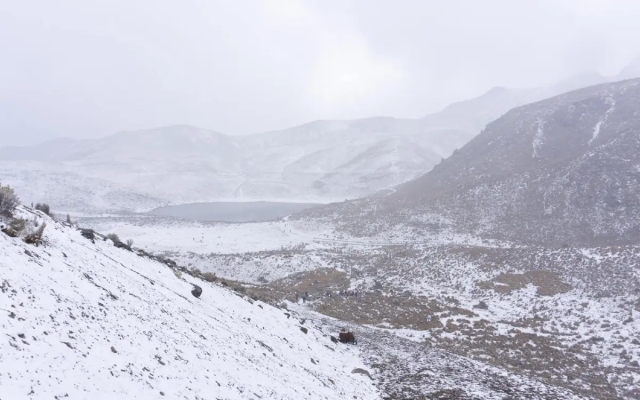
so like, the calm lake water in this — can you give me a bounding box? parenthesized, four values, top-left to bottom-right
(147, 201, 321, 222)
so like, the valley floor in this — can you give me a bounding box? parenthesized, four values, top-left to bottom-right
(77, 214, 640, 399)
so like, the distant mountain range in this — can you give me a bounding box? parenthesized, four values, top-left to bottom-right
(305, 78, 640, 247)
(1, 61, 638, 213)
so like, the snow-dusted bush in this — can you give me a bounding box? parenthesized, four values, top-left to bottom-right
(35, 202, 51, 216)
(202, 272, 217, 282)
(0, 183, 19, 217)
(106, 233, 121, 243)
(1, 217, 26, 237)
(24, 222, 46, 246)
(126, 239, 134, 247)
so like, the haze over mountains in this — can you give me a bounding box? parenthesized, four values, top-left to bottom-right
(1, 63, 638, 214)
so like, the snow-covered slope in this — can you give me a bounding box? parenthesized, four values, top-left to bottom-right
(0, 207, 378, 399)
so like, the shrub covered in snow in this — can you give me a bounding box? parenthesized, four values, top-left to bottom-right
(0, 183, 19, 217)
(24, 222, 46, 246)
(106, 233, 121, 243)
(35, 202, 51, 216)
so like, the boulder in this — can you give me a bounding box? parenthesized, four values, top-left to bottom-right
(80, 229, 95, 241)
(191, 285, 202, 298)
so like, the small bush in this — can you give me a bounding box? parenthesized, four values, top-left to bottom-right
(106, 233, 121, 243)
(66, 214, 72, 224)
(35, 203, 51, 216)
(173, 269, 182, 279)
(10, 218, 27, 233)
(1, 217, 26, 237)
(126, 239, 134, 247)
(24, 222, 46, 246)
(474, 301, 489, 310)
(0, 184, 20, 217)
(202, 272, 217, 282)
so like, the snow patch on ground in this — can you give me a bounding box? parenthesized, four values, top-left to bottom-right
(589, 96, 616, 145)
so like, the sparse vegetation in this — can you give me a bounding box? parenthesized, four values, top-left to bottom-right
(10, 218, 27, 233)
(35, 202, 51, 216)
(24, 222, 46, 246)
(126, 239, 134, 247)
(1, 217, 26, 237)
(66, 214, 72, 224)
(0, 183, 20, 217)
(202, 272, 217, 282)
(173, 269, 182, 279)
(106, 233, 121, 243)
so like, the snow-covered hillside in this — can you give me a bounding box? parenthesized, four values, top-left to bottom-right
(0, 207, 378, 399)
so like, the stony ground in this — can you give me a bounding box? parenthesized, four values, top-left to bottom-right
(293, 307, 594, 400)
(224, 242, 640, 399)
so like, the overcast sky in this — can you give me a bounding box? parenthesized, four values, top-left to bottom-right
(1, 0, 639, 146)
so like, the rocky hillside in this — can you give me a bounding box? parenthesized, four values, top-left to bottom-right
(0, 207, 378, 399)
(307, 78, 640, 247)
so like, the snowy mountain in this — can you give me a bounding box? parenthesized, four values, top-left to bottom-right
(2, 62, 639, 214)
(0, 206, 379, 399)
(420, 60, 640, 139)
(303, 78, 640, 247)
(0, 121, 465, 213)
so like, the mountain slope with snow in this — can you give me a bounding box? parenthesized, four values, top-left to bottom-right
(301, 78, 640, 247)
(0, 207, 378, 399)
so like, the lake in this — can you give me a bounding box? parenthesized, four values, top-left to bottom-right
(147, 201, 321, 222)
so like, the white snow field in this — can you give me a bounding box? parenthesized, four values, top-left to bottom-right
(0, 207, 379, 400)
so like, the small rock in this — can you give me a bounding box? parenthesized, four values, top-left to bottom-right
(300, 327, 308, 334)
(191, 285, 202, 298)
(160, 392, 165, 396)
(111, 346, 118, 353)
(330, 336, 339, 344)
(351, 368, 372, 380)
